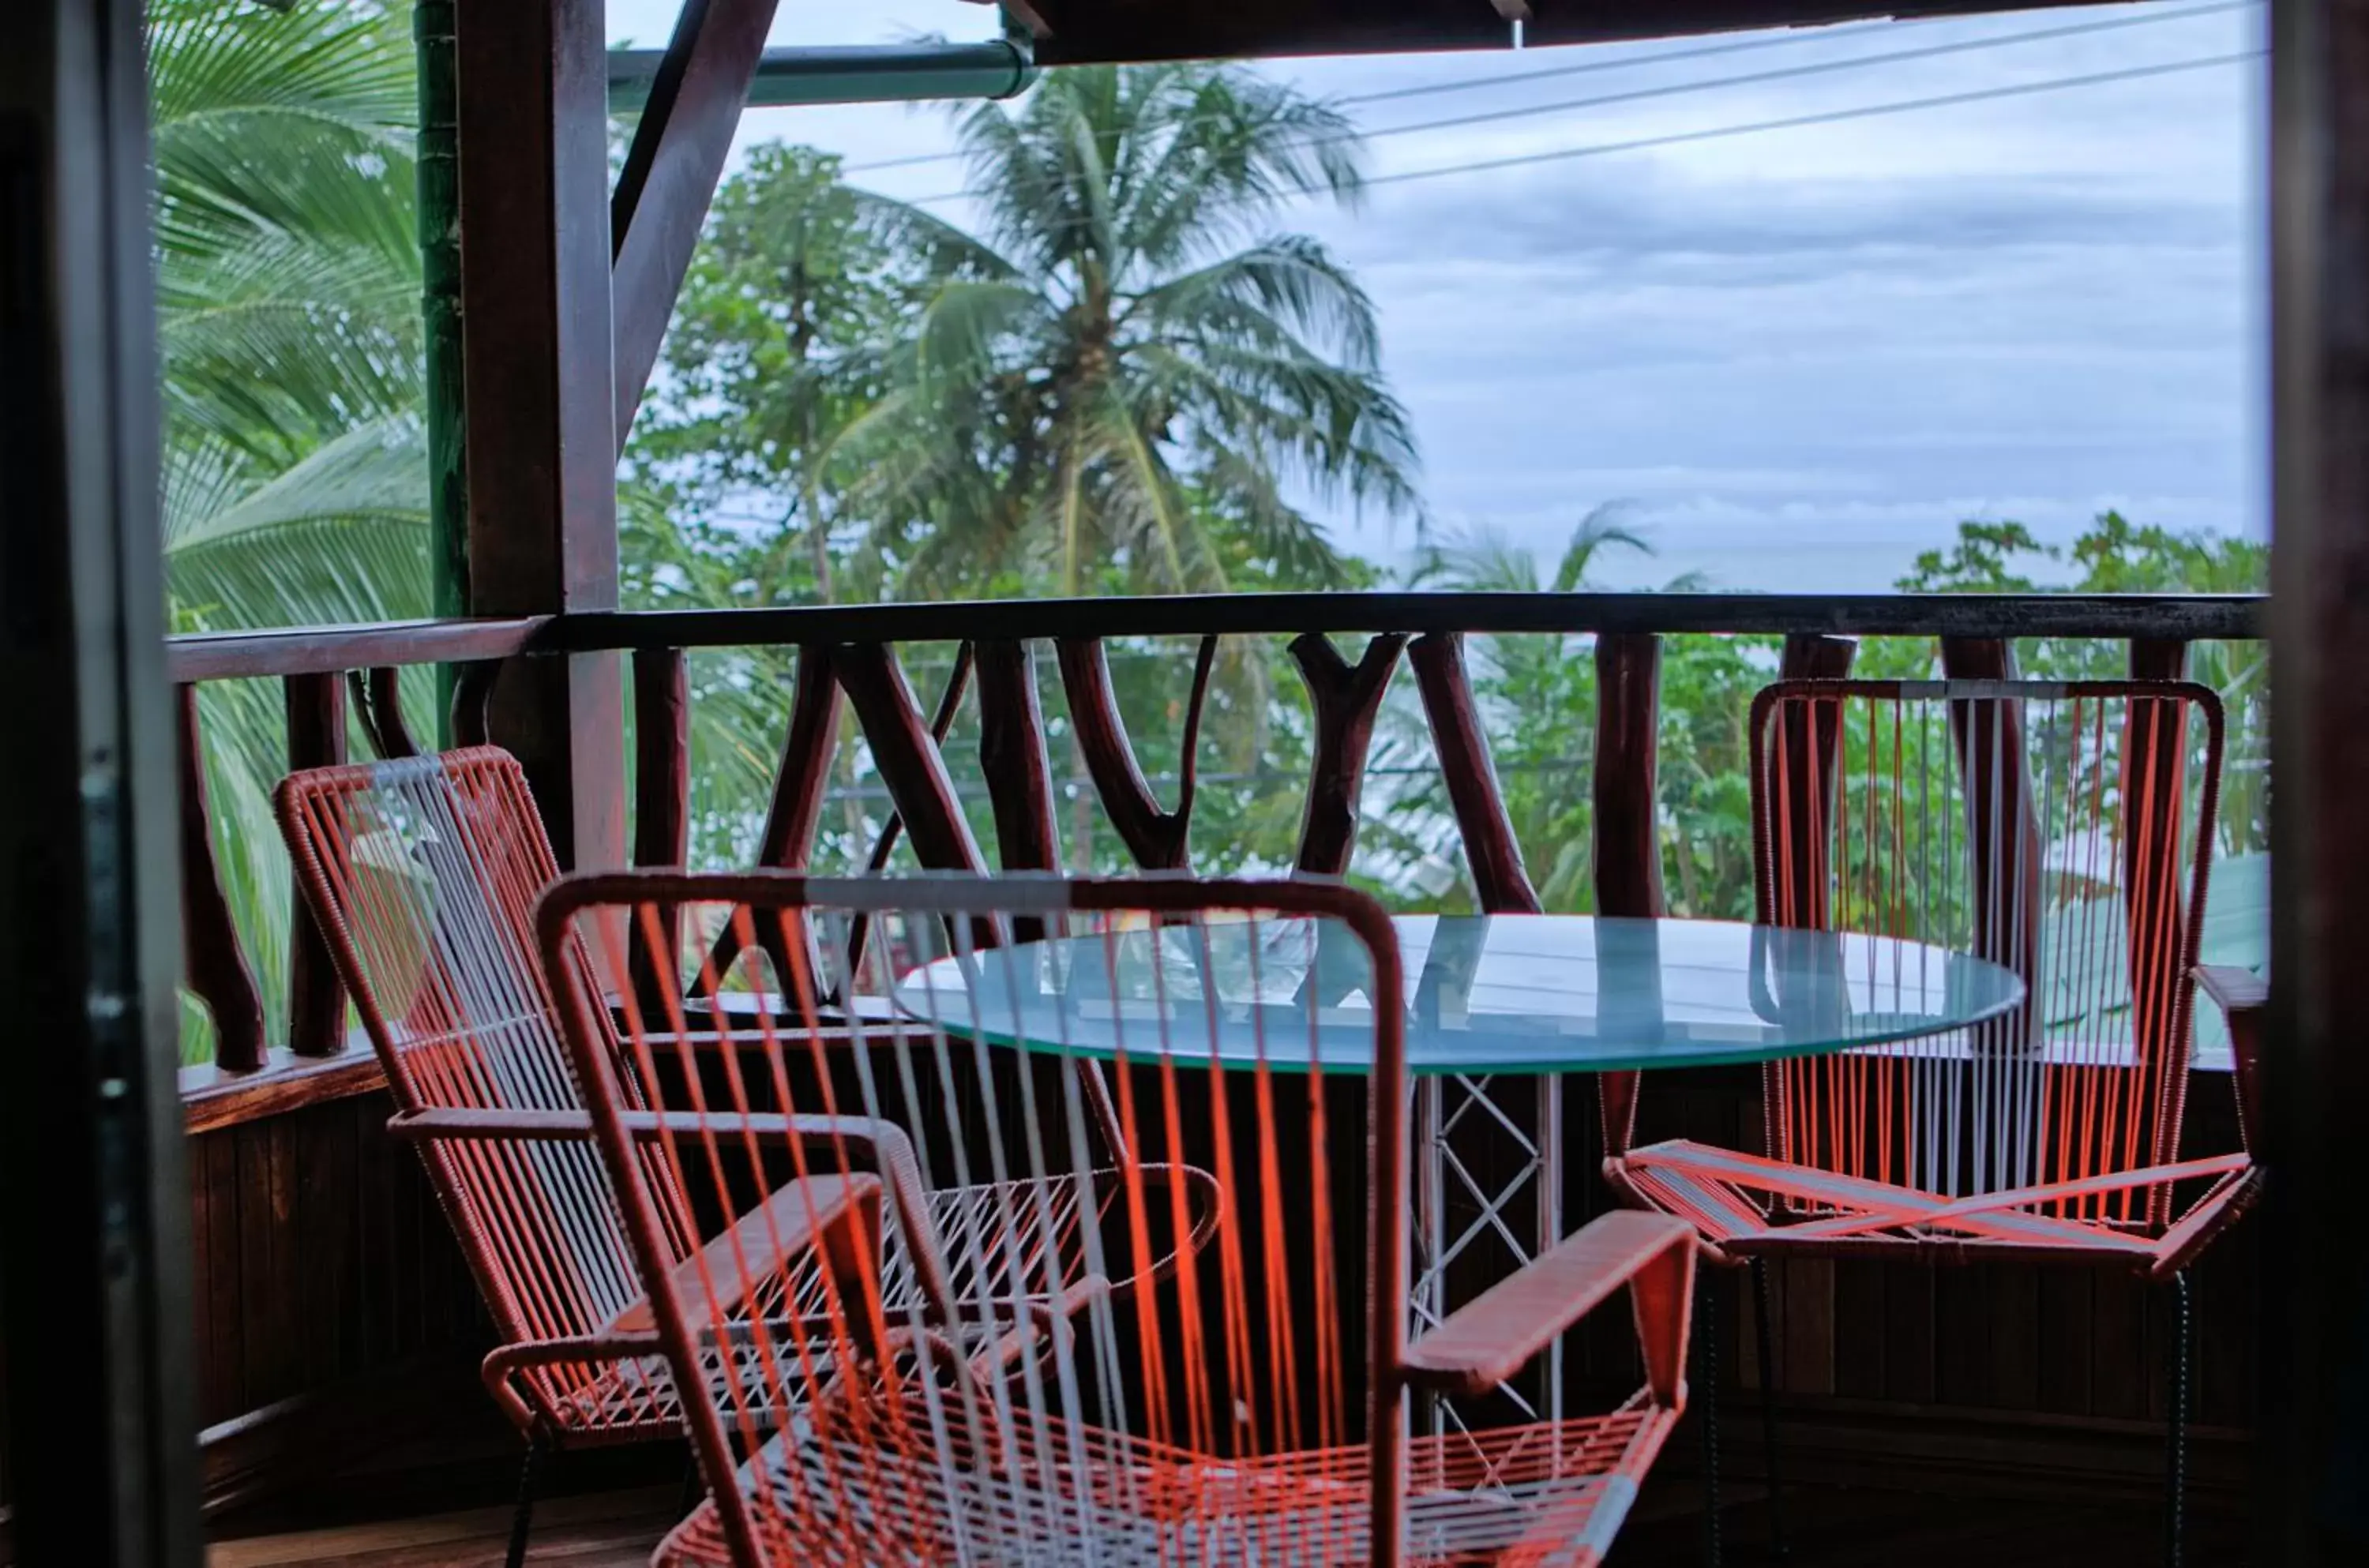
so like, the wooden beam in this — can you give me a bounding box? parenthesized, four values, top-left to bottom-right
(628, 648, 689, 1018)
(1289, 632, 1406, 876)
(1054, 636, 1214, 871)
(1, 0, 204, 1555)
(1590, 632, 1664, 1156)
(1409, 632, 1540, 912)
(976, 640, 1062, 876)
(610, 0, 781, 449)
(283, 673, 347, 1057)
(554, 591, 2266, 652)
(350, 666, 420, 761)
(1939, 639, 2042, 1041)
(834, 643, 986, 873)
(164, 617, 547, 683)
(2266, 0, 2369, 1555)
(456, 0, 625, 872)
(1020, 0, 2102, 66)
(177, 685, 265, 1074)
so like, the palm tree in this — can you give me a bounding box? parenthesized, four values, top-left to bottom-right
(153, 0, 428, 632)
(837, 63, 1421, 598)
(148, 0, 429, 1055)
(1393, 508, 1704, 909)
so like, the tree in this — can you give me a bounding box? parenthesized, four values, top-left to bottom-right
(150, 0, 429, 1056)
(1891, 512, 2269, 854)
(1387, 509, 1755, 911)
(625, 88, 1420, 873)
(154, 0, 428, 631)
(834, 64, 1421, 598)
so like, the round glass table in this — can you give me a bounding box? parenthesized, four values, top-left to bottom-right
(892, 913, 2026, 1077)
(895, 913, 2024, 1426)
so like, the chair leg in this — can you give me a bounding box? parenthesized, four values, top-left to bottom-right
(2166, 1270, 2192, 1568)
(505, 1428, 546, 1568)
(1749, 1258, 1790, 1563)
(678, 1445, 705, 1519)
(1698, 1268, 1724, 1568)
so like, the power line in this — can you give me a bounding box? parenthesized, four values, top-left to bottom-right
(903, 50, 2258, 208)
(1340, 2, 2254, 151)
(839, 17, 1899, 174)
(843, 1, 2251, 182)
(1357, 50, 2260, 192)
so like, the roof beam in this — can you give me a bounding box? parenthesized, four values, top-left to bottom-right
(1012, 0, 2102, 66)
(610, 0, 784, 452)
(606, 39, 1033, 113)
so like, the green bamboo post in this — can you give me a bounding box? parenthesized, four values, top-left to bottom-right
(417, 0, 465, 740)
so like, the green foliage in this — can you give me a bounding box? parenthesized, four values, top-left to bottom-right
(624, 71, 1419, 875)
(834, 64, 1417, 599)
(152, 0, 429, 1060)
(1396, 511, 2266, 917)
(155, 9, 2272, 1061)
(1890, 512, 2268, 853)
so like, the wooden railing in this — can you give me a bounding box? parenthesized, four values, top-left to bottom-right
(153, 590, 2267, 1522)
(169, 618, 546, 1091)
(168, 591, 2264, 1090)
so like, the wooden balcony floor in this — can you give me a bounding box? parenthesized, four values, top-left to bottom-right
(205, 1478, 2245, 1567)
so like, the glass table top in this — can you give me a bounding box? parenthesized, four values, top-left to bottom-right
(893, 914, 2026, 1075)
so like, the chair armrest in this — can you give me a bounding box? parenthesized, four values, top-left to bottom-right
(389, 1107, 909, 1146)
(2195, 965, 2266, 1017)
(480, 1331, 666, 1431)
(1403, 1210, 1695, 1403)
(605, 1174, 883, 1334)
(2194, 964, 2267, 1148)
(389, 1107, 963, 1321)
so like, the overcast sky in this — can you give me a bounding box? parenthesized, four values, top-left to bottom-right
(606, 0, 2266, 591)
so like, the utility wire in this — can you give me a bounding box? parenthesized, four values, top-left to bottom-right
(843, 1, 2252, 181)
(903, 51, 2258, 208)
(839, 16, 1899, 174)
(1358, 50, 2259, 192)
(1330, 2, 2254, 152)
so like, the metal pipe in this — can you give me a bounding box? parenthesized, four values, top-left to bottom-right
(416, 0, 467, 737)
(606, 39, 1035, 114)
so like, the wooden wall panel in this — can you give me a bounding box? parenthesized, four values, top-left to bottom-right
(184, 1090, 486, 1431)
(1601, 1065, 2257, 1441)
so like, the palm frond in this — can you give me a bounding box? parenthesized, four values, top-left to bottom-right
(167, 417, 430, 628)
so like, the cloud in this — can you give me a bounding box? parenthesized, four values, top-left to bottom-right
(622, 2, 2267, 591)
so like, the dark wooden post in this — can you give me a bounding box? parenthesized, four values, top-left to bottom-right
(1289, 632, 1406, 876)
(283, 673, 347, 1056)
(709, 645, 843, 989)
(352, 666, 420, 760)
(2122, 640, 2193, 1190)
(175, 686, 265, 1073)
(1591, 633, 1665, 1156)
(629, 648, 689, 1016)
(1938, 639, 2042, 1025)
(456, 0, 626, 874)
(978, 642, 1062, 873)
(1054, 636, 1213, 871)
(1765, 633, 1859, 929)
(1755, 633, 1858, 1405)
(1410, 632, 1541, 913)
(2, 0, 203, 1555)
(2266, 0, 2369, 1552)
(835, 643, 986, 873)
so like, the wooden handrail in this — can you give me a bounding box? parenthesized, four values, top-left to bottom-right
(166, 615, 550, 681)
(167, 592, 2265, 1096)
(156, 595, 2264, 686)
(553, 591, 2265, 650)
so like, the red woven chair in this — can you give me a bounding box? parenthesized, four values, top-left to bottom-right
(1605, 677, 2260, 1565)
(274, 748, 1213, 1565)
(535, 870, 1699, 1568)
